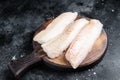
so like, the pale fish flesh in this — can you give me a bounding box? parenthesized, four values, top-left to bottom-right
(42, 18, 89, 58)
(65, 19, 103, 69)
(33, 12, 78, 44)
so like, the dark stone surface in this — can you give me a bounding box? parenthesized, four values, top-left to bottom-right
(0, 0, 120, 80)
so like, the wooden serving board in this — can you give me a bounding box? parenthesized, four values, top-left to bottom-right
(34, 18, 108, 68)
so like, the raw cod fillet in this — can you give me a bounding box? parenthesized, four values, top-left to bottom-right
(41, 18, 89, 58)
(65, 19, 103, 69)
(33, 12, 78, 44)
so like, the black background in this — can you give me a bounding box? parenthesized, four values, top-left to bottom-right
(0, 0, 120, 80)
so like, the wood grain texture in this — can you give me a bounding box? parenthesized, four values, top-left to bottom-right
(8, 50, 44, 78)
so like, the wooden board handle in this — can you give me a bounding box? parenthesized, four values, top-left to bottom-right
(8, 51, 44, 78)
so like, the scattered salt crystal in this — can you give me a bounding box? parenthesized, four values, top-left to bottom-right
(12, 56, 16, 60)
(20, 55, 24, 57)
(88, 69, 91, 71)
(93, 72, 96, 75)
(111, 9, 115, 12)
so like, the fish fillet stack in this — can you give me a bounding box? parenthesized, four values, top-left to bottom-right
(33, 12, 103, 69)
(65, 19, 103, 68)
(42, 18, 89, 58)
(33, 12, 78, 44)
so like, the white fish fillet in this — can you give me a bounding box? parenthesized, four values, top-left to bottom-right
(33, 12, 78, 44)
(65, 19, 103, 69)
(41, 18, 89, 58)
